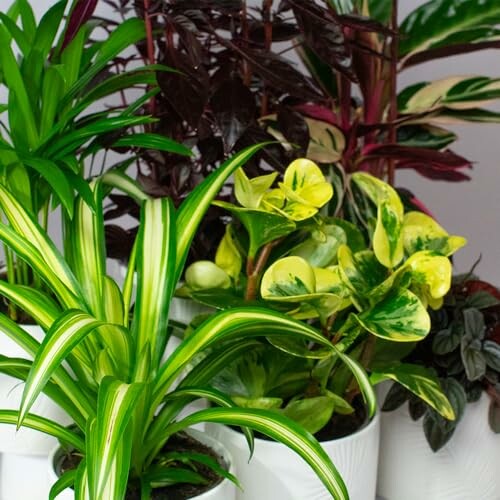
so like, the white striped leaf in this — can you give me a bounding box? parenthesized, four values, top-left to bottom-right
(152, 308, 335, 411)
(168, 407, 348, 500)
(132, 197, 176, 370)
(19, 310, 106, 425)
(0, 183, 81, 297)
(101, 170, 149, 204)
(87, 377, 143, 499)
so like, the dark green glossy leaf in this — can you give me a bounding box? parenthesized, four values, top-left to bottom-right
(483, 340, 500, 371)
(213, 201, 296, 258)
(282, 396, 335, 434)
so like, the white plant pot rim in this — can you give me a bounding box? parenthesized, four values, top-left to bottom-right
(48, 428, 236, 499)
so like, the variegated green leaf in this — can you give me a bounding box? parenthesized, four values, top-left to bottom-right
(371, 363, 455, 420)
(215, 224, 242, 280)
(402, 211, 467, 257)
(234, 168, 277, 209)
(167, 407, 348, 500)
(355, 289, 430, 341)
(88, 377, 142, 499)
(132, 197, 176, 369)
(19, 310, 105, 425)
(152, 308, 335, 411)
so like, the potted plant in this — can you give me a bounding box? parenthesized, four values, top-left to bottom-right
(0, 145, 368, 500)
(377, 274, 500, 500)
(181, 159, 465, 499)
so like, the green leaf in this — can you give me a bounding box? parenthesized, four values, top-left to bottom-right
(483, 340, 500, 371)
(113, 133, 192, 157)
(132, 197, 177, 368)
(142, 467, 208, 489)
(19, 310, 105, 425)
(49, 470, 76, 500)
(397, 125, 457, 150)
(176, 144, 268, 282)
(489, 399, 500, 433)
(371, 363, 455, 420)
(101, 170, 148, 204)
(234, 168, 277, 209)
(355, 289, 430, 341)
(282, 396, 335, 434)
(88, 377, 143, 499)
(213, 201, 296, 258)
(168, 407, 349, 500)
(400, 0, 500, 58)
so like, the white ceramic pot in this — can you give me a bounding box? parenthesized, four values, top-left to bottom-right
(0, 324, 70, 454)
(377, 394, 500, 500)
(207, 412, 380, 500)
(48, 428, 237, 500)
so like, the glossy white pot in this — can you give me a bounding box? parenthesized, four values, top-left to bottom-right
(48, 429, 237, 500)
(377, 394, 500, 500)
(207, 412, 380, 500)
(0, 324, 70, 454)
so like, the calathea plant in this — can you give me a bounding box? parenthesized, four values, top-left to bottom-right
(0, 0, 186, 319)
(0, 146, 370, 500)
(383, 274, 500, 451)
(183, 159, 467, 435)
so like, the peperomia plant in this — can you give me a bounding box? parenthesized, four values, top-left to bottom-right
(0, 0, 188, 319)
(184, 159, 467, 435)
(0, 146, 376, 500)
(383, 274, 500, 451)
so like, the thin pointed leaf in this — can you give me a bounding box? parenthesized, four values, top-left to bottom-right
(113, 133, 192, 157)
(49, 470, 76, 500)
(168, 407, 348, 500)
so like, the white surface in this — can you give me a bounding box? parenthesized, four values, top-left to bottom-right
(377, 394, 500, 500)
(207, 412, 380, 500)
(48, 428, 237, 500)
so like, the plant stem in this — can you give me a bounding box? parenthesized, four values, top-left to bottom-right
(241, 0, 251, 86)
(143, 0, 156, 117)
(261, 0, 273, 116)
(387, 0, 399, 186)
(245, 239, 281, 301)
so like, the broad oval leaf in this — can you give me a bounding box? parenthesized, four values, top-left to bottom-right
(355, 289, 430, 341)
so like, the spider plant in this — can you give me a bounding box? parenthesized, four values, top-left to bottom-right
(0, 0, 187, 319)
(0, 145, 373, 500)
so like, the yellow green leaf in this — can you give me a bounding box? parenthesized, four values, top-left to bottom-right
(234, 168, 278, 209)
(215, 224, 242, 280)
(184, 261, 231, 290)
(405, 251, 452, 300)
(402, 211, 467, 256)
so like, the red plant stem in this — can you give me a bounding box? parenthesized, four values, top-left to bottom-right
(143, 0, 156, 117)
(245, 239, 282, 301)
(387, 0, 399, 186)
(261, 0, 273, 116)
(339, 75, 351, 131)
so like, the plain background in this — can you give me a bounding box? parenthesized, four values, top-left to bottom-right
(3, 0, 500, 284)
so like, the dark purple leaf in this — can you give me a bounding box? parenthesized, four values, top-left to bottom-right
(211, 78, 256, 153)
(104, 224, 137, 260)
(294, 104, 337, 125)
(157, 50, 210, 128)
(288, 0, 355, 81)
(62, 0, 98, 50)
(238, 47, 322, 101)
(335, 14, 394, 36)
(277, 107, 310, 155)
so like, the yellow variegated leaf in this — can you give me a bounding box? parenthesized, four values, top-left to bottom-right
(215, 225, 242, 280)
(234, 168, 278, 209)
(405, 251, 452, 306)
(373, 200, 404, 269)
(281, 158, 333, 208)
(261, 188, 286, 211)
(402, 211, 467, 257)
(280, 201, 318, 222)
(185, 261, 231, 290)
(261, 256, 315, 299)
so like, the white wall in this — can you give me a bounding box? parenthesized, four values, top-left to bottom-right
(2, 0, 500, 283)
